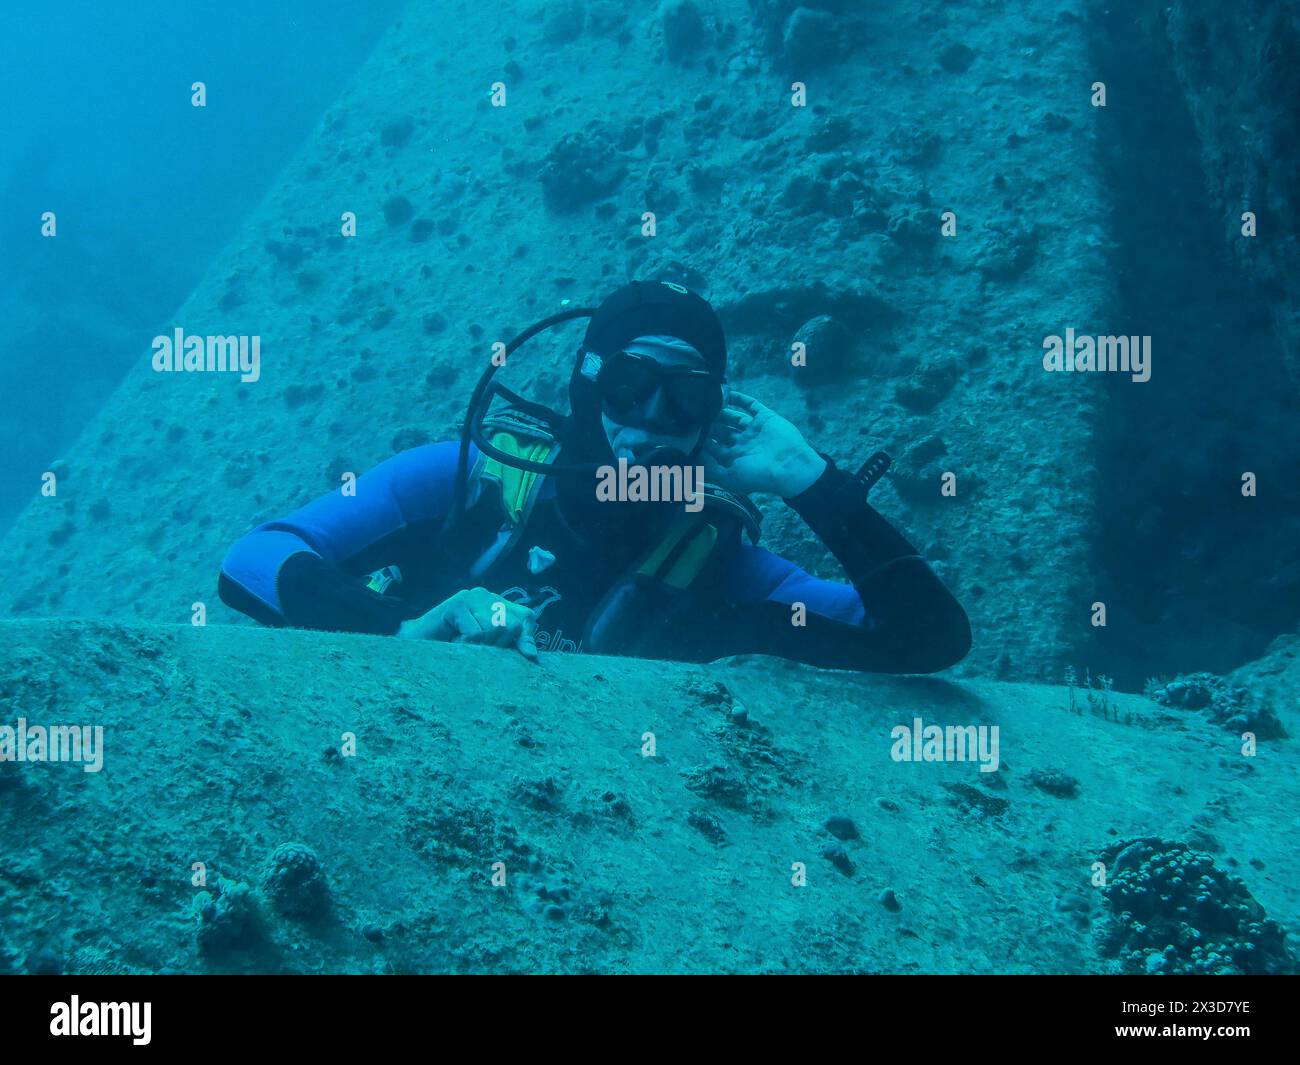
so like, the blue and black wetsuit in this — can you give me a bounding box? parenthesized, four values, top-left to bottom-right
(218, 441, 971, 673)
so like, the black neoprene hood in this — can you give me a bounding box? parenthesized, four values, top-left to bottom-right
(564, 281, 726, 455)
(579, 280, 727, 376)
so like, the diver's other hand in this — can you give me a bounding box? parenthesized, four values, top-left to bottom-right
(397, 587, 539, 661)
(703, 390, 826, 498)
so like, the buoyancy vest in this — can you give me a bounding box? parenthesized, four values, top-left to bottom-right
(456, 421, 763, 653)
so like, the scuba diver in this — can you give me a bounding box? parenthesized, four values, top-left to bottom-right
(218, 280, 971, 673)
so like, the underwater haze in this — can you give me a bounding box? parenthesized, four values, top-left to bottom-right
(1, 0, 1298, 977)
(0, 0, 403, 535)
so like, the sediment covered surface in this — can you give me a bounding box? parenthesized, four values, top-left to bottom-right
(0, 619, 1294, 974)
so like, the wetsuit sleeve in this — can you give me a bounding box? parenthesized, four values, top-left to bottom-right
(217, 442, 469, 634)
(713, 456, 971, 673)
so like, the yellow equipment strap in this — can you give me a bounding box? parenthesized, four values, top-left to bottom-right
(482, 430, 719, 589)
(482, 431, 554, 524)
(638, 516, 719, 590)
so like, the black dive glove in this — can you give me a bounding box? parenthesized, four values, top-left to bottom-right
(783, 453, 921, 584)
(273, 552, 413, 635)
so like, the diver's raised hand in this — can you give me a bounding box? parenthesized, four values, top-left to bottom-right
(703, 390, 826, 498)
(398, 587, 539, 661)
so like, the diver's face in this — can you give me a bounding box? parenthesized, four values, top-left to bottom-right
(600, 346, 712, 464)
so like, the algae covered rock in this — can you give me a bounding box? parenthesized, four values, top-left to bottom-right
(1147, 672, 1285, 739)
(1096, 837, 1295, 974)
(263, 842, 331, 920)
(1028, 767, 1080, 798)
(540, 123, 627, 212)
(791, 315, 857, 386)
(194, 877, 262, 955)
